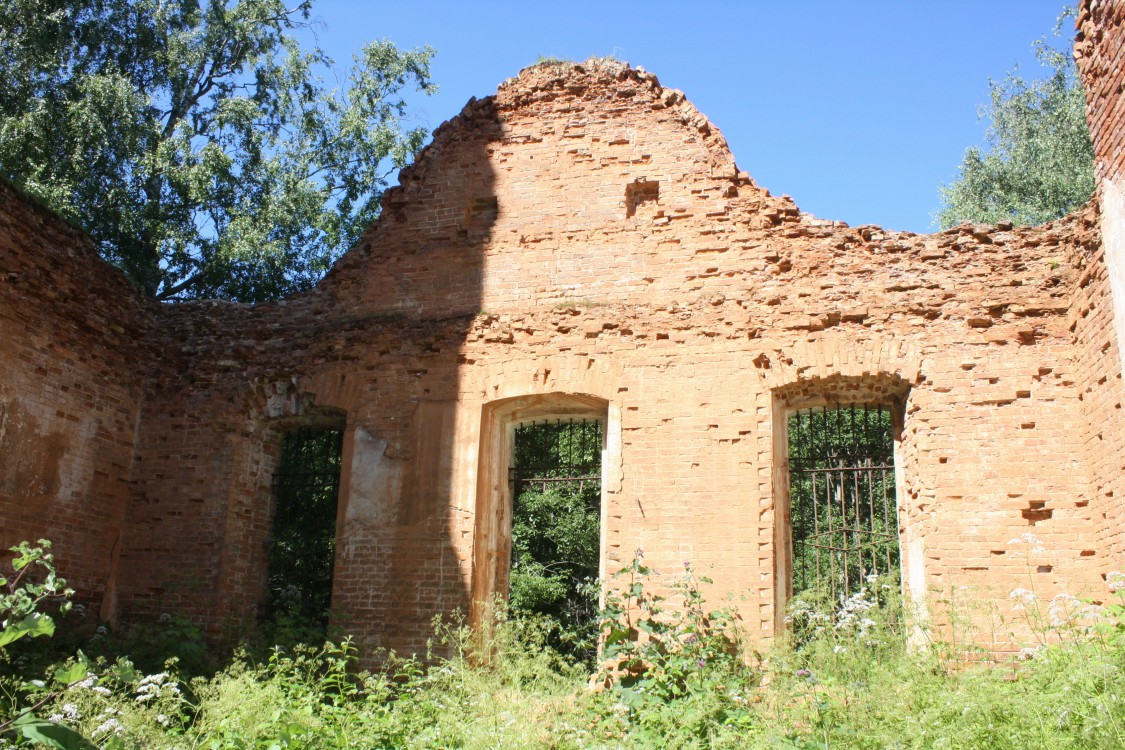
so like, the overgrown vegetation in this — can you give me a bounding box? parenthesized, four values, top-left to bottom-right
(4, 540, 1125, 748)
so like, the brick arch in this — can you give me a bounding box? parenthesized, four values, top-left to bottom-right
(748, 335, 924, 393)
(468, 391, 620, 628)
(760, 363, 921, 633)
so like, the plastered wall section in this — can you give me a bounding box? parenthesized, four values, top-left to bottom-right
(1077, 0, 1125, 565)
(111, 62, 1109, 655)
(0, 182, 153, 616)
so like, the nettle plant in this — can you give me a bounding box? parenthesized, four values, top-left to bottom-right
(596, 554, 757, 738)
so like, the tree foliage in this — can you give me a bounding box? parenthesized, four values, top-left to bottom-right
(0, 0, 435, 301)
(938, 10, 1094, 228)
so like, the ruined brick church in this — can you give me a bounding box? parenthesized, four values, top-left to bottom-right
(2, 2, 1124, 656)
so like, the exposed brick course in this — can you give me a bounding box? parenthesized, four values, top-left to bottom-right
(2, 11, 1124, 657)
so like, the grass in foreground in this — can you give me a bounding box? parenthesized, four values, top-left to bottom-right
(3, 546, 1125, 748)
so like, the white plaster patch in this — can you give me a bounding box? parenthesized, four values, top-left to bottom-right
(1102, 177, 1125, 380)
(341, 427, 395, 551)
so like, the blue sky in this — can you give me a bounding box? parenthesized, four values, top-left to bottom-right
(304, 1, 1074, 234)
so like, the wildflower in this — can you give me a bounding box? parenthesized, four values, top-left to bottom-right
(1008, 588, 1037, 611)
(94, 624, 109, 636)
(1048, 593, 1082, 626)
(1018, 646, 1039, 660)
(156, 714, 171, 727)
(1008, 532, 1043, 547)
(72, 674, 97, 690)
(136, 672, 180, 703)
(158, 613, 172, 624)
(92, 717, 125, 738)
(1107, 571, 1125, 592)
(833, 644, 847, 654)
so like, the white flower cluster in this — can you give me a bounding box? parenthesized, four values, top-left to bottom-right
(92, 717, 124, 738)
(1007, 532, 1047, 555)
(136, 671, 180, 703)
(835, 587, 879, 638)
(1008, 588, 1037, 612)
(47, 703, 81, 724)
(784, 603, 830, 633)
(1107, 571, 1125, 592)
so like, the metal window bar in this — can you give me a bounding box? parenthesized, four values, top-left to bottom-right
(509, 418, 603, 496)
(507, 418, 604, 661)
(788, 405, 899, 601)
(268, 428, 344, 626)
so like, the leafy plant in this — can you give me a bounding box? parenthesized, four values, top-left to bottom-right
(597, 555, 757, 743)
(0, 540, 94, 749)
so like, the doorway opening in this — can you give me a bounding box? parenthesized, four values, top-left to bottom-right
(266, 428, 344, 634)
(508, 418, 603, 660)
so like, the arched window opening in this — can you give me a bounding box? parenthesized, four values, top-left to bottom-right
(266, 428, 344, 633)
(788, 404, 899, 602)
(508, 418, 603, 660)
(471, 393, 614, 663)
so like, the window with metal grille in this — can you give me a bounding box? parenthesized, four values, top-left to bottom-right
(788, 405, 899, 601)
(508, 418, 603, 661)
(267, 429, 343, 629)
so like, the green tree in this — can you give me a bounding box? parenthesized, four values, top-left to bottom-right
(938, 9, 1094, 228)
(0, 0, 434, 301)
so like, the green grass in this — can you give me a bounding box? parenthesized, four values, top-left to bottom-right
(5, 550, 1125, 749)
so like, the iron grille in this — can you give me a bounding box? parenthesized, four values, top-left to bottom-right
(510, 419, 603, 494)
(507, 418, 603, 662)
(788, 405, 899, 601)
(267, 428, 343, 627)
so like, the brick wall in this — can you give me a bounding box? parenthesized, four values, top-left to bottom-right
(105, 61, 1109, 654)
(1077, 0, 1125, 565)
(0, 181, 153, 617)
(3, 34, 1125, 657)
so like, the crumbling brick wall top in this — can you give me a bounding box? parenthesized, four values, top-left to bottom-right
(1077, 0, 1125, 185)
